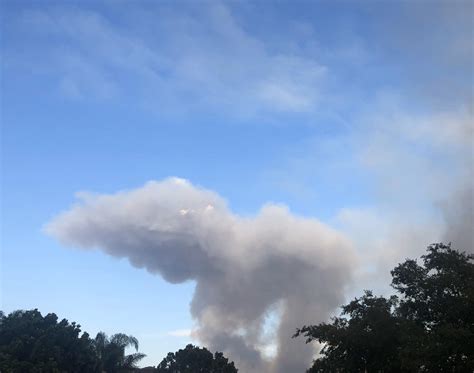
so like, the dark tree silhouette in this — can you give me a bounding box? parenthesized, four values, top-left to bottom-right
(156, 344, 238, 372)
(295, 291, 404, 372)
(391, 243, 474, 372)
(0, 309, 98, 372)
(0, 309, 145, 373)
(295, 243, 474, 372)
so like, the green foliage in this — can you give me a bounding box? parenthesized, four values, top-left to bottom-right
(295, 243, 474, 373)
(0, 309, 98, 372)
(156, 344, 238, 373)
(0, 310, 233, 372)
(0, 310, 145, 373)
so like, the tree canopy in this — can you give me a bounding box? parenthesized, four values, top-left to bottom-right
(295, 243, 474, 372)
(0, 310, 236, 373)
(0, 309, 97, 372)
(391, 243, 474, 371)
(0, 309, 145, 373)
(156, 344, 238, 373)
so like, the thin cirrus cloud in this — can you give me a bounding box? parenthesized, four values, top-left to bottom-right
(262, 96, 473, 294)
(9, 3, 327, 116)
(166, 329, 192, 338)
(45, 177, 356, 373)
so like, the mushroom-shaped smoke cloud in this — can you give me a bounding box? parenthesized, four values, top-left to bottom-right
(46, 178, 356, 372)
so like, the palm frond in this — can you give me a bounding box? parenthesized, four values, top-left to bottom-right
(123, 352, 146, 368)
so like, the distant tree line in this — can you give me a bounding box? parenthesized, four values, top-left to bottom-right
(0, 308, 148, 373)
(1, 243, 472, 372)
(0, 310, 236, 372)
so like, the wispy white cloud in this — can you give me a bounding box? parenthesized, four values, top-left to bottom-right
(166, 329, 193, 338)
(265, 93, 472, 294)
(10, 3, 327, 117)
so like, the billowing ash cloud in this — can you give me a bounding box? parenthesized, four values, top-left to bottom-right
(46, 177, 356, 372)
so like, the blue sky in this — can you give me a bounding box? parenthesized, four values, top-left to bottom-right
(1, 0, 472, 368)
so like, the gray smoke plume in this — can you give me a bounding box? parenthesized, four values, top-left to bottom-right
(441, 185, 474, 254)
(46, 178, 356, 372)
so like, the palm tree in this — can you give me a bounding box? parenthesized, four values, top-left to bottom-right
(94, 332, 145, 372)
